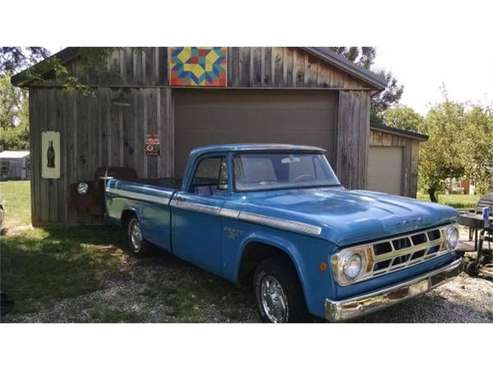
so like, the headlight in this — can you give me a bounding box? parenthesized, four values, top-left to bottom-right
(331, 247, 371, 286)
(445, 224, 459, 250)
(77, 182, 89, 195)
(342, 253, 363, 279)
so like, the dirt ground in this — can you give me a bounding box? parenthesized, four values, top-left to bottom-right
(4, 247, 492, 323)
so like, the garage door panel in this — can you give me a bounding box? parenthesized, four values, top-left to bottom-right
(367, 146, 403, 195)
(174, 90, 337, 177)
(177, 108, 333, 131)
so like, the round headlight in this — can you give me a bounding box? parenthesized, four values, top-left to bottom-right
(77, 182, 89, 195)
(342, 253, 363, 280)
(445, 225, 459, 250)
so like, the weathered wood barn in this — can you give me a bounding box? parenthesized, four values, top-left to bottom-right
(12, 47, 426, 226)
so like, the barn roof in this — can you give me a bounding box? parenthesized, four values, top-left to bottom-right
(370, 122, 428, 141)
(302, 48, 387, 89)
(12, 47, 387, 89)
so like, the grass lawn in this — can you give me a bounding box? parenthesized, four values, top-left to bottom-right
(0, 180, 127, 315)
(417, 192, 480, 209)
(0, 180, 31, 227)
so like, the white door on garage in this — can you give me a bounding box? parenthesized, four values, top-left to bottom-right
(173, 89, 337, 177)
(367, 146, 403, 195)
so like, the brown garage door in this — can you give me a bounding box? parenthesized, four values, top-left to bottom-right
(367, 146, 403, 195)
(174, 90, 337, 177)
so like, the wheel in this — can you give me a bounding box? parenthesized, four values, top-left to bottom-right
(465, 261, 479, 277)
(253, 256, 309, 323)
(127, 216, 151, 256)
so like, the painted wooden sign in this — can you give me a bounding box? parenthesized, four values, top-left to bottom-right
(41, 131, 60, 179)
(169, 47, 227, 87)
(145, 134, 160, 156)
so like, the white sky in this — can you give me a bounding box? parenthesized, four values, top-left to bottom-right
(373, 45, 493, 115)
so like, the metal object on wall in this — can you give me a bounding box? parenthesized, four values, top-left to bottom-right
(41, 131, 60, 179)
(145, 134, 160, 156)
(68, 167, 138, 216)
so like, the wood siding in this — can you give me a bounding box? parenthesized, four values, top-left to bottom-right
(27, 48, 168, 88)
(369, 129, 421, 197)
(29, 87, 172, 225)
(227, 47, 372, 90)
(336, 91, 370, 189)
(28, 47, 372, 90)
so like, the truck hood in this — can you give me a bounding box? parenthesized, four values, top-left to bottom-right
(238, 187, 457, 246)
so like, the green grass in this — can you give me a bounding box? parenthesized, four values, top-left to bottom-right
(417, 192, 480, 209)
(1, 227, 127, 315)
(0, 180, 31, 227)
(0, 180, 127, 315)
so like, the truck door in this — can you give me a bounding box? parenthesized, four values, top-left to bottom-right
(171, 155, 229, 275)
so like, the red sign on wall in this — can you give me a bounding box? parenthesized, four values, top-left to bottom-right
(145, 134, 160, 156)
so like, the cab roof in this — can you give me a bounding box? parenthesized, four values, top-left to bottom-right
(189, 143, 326, 158)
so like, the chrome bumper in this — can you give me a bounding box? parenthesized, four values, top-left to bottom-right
(325, 258, 463, 322)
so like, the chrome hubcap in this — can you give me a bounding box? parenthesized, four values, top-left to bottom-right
(260, 275, 288, 323)
(130, 220, 142, 252)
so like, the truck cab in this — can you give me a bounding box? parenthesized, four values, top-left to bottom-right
(104, 144, 463, 322)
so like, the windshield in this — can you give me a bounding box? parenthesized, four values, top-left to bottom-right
(233, 152, 340, 191)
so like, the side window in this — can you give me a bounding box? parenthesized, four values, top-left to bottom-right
(191, 157, 228, 195)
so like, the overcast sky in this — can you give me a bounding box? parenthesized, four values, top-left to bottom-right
(373, 45, 493, 115)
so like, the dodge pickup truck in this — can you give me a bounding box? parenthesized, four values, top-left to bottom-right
(103, 144, 463, 322)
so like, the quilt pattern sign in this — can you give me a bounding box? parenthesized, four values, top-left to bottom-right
(169, 47, 227, 87)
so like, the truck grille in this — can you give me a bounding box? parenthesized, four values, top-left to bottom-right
(371, 226, 449, 277)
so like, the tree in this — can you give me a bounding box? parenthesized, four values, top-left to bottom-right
(418, 101, 466, 202)
(461, 105, 493, 194)
(0, 74, 29, 150)
(370, 70, 404, 123)
(380, 105, 424, 132)
(331, 47, 403, 123)
(0, 47, 50, 76)
(0, 48, 51, 150)
(330, 47, 376, 69)
(0, 73, 26, 129)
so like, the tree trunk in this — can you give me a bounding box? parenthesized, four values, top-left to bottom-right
(428, 187, 438, 203)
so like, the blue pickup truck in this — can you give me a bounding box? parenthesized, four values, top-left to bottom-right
(104, 144, 463, 322)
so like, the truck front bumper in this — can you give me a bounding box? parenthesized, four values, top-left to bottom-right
(325, 257, 463, 322)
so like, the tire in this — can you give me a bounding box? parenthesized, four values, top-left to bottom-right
(465, 261, 479, 277)
(253, 256, 309, 323)
(127, 216, 151, 256)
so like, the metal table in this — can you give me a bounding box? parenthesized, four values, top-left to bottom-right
(457, 213, 493, 277)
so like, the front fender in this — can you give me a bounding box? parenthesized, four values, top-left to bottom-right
(234, 231, 312, 308)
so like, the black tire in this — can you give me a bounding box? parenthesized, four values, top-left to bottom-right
(253, 256, 309, 323)
(127, 216, 151, 257)
(465, 261, 479, 277)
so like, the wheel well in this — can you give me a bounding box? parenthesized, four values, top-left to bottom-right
(238, 242, 298, 287)
(121, 209, 137, 229)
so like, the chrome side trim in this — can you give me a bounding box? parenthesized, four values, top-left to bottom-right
(325, 258, 463, 322)
(238, 211, 322, 236)
(219, 208, 240, 219)
(170, 199, 221, 216)
(106, 187, 172, 206)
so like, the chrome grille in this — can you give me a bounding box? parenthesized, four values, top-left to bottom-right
(371, 226, 449, 277)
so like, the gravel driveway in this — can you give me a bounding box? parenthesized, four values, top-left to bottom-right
(4, 249, 492, 323)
